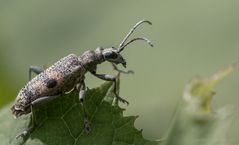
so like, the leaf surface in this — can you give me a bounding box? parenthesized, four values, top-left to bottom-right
(163, 65, 236, 145)
(0, 81, 157, 145)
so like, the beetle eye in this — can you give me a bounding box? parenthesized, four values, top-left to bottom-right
(104, 52, 118, 59)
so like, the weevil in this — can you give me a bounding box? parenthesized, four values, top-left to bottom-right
(11, 20, 153, 139)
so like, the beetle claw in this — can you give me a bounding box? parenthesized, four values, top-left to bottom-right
(115, 94, 129, 105)
(16, 129, 30, 139)
(84, 118, 91, 134)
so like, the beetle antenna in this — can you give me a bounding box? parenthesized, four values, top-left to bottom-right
(118, 20, 152, 52)
(118, 37, 153, 53)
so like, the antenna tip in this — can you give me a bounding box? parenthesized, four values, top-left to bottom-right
(142, 37, 154, 47)
(139, 20, 152, 25)
(149, 42, 154, 47)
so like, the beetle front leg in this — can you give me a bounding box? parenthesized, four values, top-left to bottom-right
(78, 81, 91, 134)
(16, 94, 60, 139)
(91, 72, 129, 105)
(111, 63, 134, 74)
(29, 66, 44, 81)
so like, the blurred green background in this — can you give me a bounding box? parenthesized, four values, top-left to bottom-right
(0, 0, 239, 144)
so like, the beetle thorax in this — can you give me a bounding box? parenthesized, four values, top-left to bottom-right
(79, 47, 105, 72)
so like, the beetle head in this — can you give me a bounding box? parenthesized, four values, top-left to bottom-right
(102, 47, 126, 67)
(103, 20, 153, 68)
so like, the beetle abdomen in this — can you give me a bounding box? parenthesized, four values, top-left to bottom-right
(12, 54, 86, 117)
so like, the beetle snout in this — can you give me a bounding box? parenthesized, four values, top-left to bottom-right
(112, 56, 127, 68)
(121, 60, 126, 68)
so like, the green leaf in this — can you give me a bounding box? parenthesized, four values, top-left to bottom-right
(0, 80, 157, 145)
(163, 64, 236, 145)
(183, 64, 235, 115)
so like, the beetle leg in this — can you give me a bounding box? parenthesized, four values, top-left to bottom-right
(111, 63, 134, 74)
(29, 66, 44, 81)
(16, 94, 61, 139)
(78, 81, 91, 134)
(91, 72, 129, 105)
(79, 81, 86, 102)
(31, 94, 61, 107)
(16, 105, 36, 139)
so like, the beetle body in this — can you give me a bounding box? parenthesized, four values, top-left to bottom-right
(11, 20, 153, 138)
(12, 49, 105, 117)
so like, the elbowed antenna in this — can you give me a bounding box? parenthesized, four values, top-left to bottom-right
(118, 20, 153, 53)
